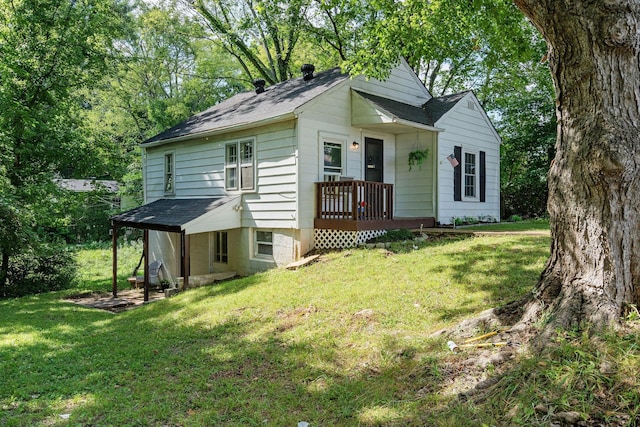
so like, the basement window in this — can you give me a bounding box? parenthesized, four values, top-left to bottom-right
(255, 230, 273, 258)
(215, 231, 228, 264)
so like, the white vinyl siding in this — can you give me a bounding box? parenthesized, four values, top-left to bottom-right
(437, 94, 501, 224)
(394, 132, 436, 217)
(143, 121, 298, 229)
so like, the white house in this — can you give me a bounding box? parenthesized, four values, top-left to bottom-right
(110, 59, 501, 293)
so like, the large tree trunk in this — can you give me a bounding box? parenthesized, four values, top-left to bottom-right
(512, 0, 640, 332)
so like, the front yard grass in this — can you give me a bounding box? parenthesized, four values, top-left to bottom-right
(2, 224, 639, 426)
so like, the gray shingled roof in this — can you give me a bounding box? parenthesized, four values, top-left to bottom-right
(143, 65, 471, 145)
(423, 91, 471, 123)
(144, 68, 348, 145)
(110, 197, 232, 232)
(354, 90, 437, 127)
(354, 90, 470, 128)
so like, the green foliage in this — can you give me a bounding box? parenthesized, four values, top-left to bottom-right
(2, 245, 77, 298)
(0, 0, 127, 289)
(408, 149, 429, 171)
(497, 65, 556, 219)
(53, 188, 119, 244)
(192, 0, 311, 84)
(0, 0, 127, 187)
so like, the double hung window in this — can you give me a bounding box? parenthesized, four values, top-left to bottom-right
(225, 139, 255, 191)
(464, 152, 477, 199)
(323, 141, 343, 181)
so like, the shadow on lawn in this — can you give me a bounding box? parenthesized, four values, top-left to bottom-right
(1, 296, 436, 425)
(429, 235, 550, 322)
(0, 236, 552, 426)
(0, 284, 481, 425)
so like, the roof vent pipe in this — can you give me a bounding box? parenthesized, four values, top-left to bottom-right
(253, 79, 266, 94)
(301, 64, 315, 81)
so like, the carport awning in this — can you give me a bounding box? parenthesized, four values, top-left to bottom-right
(110, 196, 241, 234)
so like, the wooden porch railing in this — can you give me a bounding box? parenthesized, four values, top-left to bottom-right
(316, 180, 393, 221)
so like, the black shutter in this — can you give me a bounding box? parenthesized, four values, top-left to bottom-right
(453, 146, 462, 201)
(480, 151, 486, 202)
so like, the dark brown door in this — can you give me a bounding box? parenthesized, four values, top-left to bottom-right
(365, 137, 383, 182)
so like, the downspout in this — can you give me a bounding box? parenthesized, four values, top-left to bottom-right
(141, 147, 148, 204)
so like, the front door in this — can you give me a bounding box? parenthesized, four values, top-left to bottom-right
(365, 137, 383, 182)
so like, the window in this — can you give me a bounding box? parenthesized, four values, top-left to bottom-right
(225, 139, 255, 191)
(464, 152, 477, 199)
(164, 153, 174, 194)
(323, 141, 343, 181)
(454, 146, 486, 202)
(255, 230, 273, 257)
(214, 231, 228, 263)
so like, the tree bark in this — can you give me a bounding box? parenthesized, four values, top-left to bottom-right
(512, 0, 640, 332)
(0, 252, 9, 298)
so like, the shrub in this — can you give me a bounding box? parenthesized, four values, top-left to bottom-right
(3, 245, 77, 298)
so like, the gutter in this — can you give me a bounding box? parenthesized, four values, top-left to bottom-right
(391, 117, 445, 133)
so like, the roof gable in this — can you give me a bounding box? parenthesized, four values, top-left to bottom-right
(423, 91, 470, 124)
(427, 91, 501, 142)
(352, 90, 444, 133)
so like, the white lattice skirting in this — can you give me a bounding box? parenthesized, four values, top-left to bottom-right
(314, 229, 386, 249)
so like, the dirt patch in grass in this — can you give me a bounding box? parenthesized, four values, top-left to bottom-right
(66, 288, 165, 312)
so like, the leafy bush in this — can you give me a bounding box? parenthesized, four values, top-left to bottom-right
(2, 245, 77, 298)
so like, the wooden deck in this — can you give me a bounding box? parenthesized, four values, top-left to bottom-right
(315, 180, 435, 231)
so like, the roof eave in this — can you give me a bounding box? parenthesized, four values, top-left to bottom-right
(141, 112, 296, 148)
(391, 117, 445, 132)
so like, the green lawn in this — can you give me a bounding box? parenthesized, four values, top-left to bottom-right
(2, 225, 640, 426)
(458, 218, 550, 232)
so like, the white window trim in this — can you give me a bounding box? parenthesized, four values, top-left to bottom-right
(164, 151, 175, 195)
(253, 229, 274, 260)
(225, 138, 256, 192)
(462, 148, 479, 202)
(320, 136, 346, 182)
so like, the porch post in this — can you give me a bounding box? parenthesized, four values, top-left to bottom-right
(111, 223, 118, 297)
(143, 229, 149, 302)
(182, 231, 190, 289)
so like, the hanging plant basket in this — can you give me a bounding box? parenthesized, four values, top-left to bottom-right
(408, 149, 429, 171)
